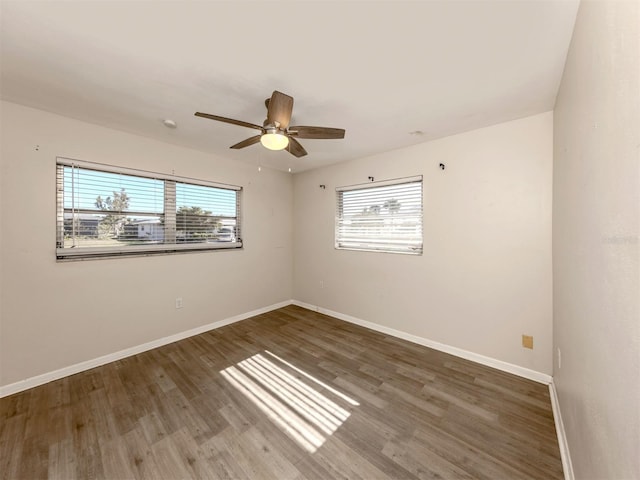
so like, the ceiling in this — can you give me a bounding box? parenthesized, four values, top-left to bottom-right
(0, 1, 579, 173)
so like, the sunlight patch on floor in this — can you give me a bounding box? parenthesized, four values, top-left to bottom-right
(220, 351, 358, 452)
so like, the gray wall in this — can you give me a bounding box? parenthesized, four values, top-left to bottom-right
(293, 112, 554, 375)
(553, 0, 640, 478)
(0, 101, 293, 387)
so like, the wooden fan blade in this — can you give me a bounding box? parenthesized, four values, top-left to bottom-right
(286, 137, 307, 158)
(230, 135, 262, 150)
(266, 91, 294, 129)
(288, 126, 345, 139)
(195, 112, 263, 131)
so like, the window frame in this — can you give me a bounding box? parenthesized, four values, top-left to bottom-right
(335, 175, 423, 255)
(56, 157, 242, 261)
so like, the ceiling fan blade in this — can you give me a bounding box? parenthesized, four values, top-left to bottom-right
(288, 126, 345, 139)
(286, 137, 308, 158)
(230, 135, 262, 150)
(266, 91, 294, 129)
(195, 112, 263, 131)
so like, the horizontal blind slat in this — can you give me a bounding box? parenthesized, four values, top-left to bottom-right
(57, 157, 242, 191)
(335, 176, 422, 255)
(57, 160, 242, 259)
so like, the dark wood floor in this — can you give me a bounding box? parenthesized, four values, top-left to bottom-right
(0, 305, 563, 479)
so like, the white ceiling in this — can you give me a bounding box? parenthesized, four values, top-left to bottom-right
(0, 0, 579, 173)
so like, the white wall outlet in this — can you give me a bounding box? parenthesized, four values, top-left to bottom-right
(175, 297, 183, 309)
(320, 280, 324, 289)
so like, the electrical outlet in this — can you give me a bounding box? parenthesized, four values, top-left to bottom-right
(522, 335, 533, 349)
(320, 280, 324, 289)
(558, 348, 562, 369)
(175, 297, 183, 309)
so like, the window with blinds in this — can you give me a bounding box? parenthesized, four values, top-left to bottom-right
(336, 176, 423, 254)
(56, 158, 242, 260)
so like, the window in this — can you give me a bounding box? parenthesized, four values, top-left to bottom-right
(56, 158, 242, 260)
(336, 176, 423, 254)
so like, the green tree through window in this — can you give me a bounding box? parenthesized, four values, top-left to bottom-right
(95, 189, 130, 238)
(176, 206, 222, 241)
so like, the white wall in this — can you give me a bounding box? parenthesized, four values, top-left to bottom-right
(0, 101, 293, 388)
(293, 112, 553, 374)
(553, 0, 640, 478)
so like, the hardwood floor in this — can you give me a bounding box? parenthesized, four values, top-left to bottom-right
(0, 305, 563, 479)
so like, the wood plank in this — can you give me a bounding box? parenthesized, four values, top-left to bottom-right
(0, 306, 563, 479)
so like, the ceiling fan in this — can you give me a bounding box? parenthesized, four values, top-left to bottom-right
(195, 90, 345, 158)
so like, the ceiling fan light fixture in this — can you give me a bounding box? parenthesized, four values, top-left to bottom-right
(195, 90, 344, 158)
(261, 131, 289, 151)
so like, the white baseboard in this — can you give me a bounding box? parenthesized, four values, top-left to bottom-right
(0, 300, 291, 398)
(549, 381, 575, 480)
(291, 300, 553, 385)
(291, 300, 567, 476)
(1, 299, 553, 398)
(1, 296, 568, 478)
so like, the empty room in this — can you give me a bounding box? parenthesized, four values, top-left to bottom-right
(0, 1, 638, 479)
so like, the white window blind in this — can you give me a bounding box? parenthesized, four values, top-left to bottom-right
(56, 158, 242, 260)
(336, 176, 423, 254)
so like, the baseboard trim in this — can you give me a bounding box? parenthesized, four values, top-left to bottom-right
(549, 381, 575, 480)
(291, 300, 552, 385)
(0, 300, 291, 398)
(1, 299, 553, 398)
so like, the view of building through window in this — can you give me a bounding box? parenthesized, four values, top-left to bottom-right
(56, 159, 241, 259)
(336, 176, 423, 254)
